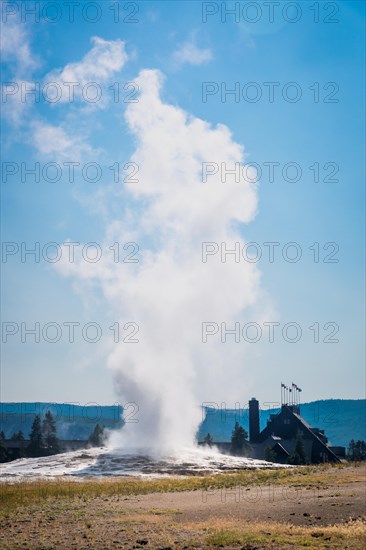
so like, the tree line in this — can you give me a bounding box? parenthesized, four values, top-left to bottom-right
(0, 411, 106, 463)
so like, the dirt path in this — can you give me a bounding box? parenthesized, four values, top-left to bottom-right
(123, 477, 365, 526)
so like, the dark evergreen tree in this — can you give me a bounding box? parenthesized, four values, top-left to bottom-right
(10, 430, 25, 441)
(348, 439, 366, 461)
(357, 441, 366, 460)
(348, 439, 356, 460)
(88, 424, 105, 447)
(358, 440, 366, 460)
(288, 430, 307, 465)
(42, 411, 60, 455)
(18, 430, 26, 457)
(230, 422, 249, 456)
(27, 415, 44, 457)
(0, 431, 6, 441)
(203, 433, 214, 447)
(0, 437, 8, 463)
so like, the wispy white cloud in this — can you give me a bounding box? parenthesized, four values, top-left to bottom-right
(31, 38, 128, 158)
(0, 19, 39, 126)
(3, 33, 124, 157)
(0, 19, 38, 74)
(1, 80, 32, 126)
(173, 39, 213, 66)
(31, 121, 97, 162)
(2, 34, 129, 127)
(45, 37, 128, 103)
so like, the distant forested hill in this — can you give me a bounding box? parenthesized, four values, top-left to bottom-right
(1, 400, 365, 448)
(197, 400, 366, 448)
(0, 403, 123, 441)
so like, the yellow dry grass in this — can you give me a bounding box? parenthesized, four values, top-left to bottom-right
(203, 518, 366, 548)
(0, 462, 364, 517)
(0, 463, 365, 549)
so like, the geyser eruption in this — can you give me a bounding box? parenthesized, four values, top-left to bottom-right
(58, 69, 265, 457)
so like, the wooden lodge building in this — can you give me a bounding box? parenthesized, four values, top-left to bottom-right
(247, 397, 341, 464)
(205, 385, 344, 464)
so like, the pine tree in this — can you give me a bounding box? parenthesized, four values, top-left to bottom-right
(42, 411, 60, 455)
(230, 422, 249, 456)
(27, 415, 44, 457)
(203, 433, 214, 447)
(348, 439, 356, 460)
(289, 430, 307, 465)
(88, 424, 105, 447)
(360, 441, 366, 460)
(0, 436, 8, 463)
(10, 430, 25, 441)
(348, 439, 366, 461)
(16, 430, 26, 458)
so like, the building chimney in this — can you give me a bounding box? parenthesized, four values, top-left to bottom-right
(249, 397, 260, 443)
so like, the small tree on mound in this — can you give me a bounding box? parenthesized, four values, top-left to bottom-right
(230, 422, 249, 456)
(203, 433, 214, 447)
(89, 424, 106, 447)
(288, 430, 307, 465)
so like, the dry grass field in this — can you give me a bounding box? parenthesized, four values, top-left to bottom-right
(0, 463, 365, 548)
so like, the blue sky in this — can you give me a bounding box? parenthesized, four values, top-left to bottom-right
(1, 1, 365, 411)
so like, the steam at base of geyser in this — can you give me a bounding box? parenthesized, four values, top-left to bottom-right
(107, 431, 201, 461)
(108, 372, 203, 458)
(0, 445, 289, 482)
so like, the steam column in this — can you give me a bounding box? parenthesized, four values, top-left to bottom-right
(249, 398, 260, 443)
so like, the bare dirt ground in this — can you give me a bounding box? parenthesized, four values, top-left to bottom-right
(0, 465, 365, 549)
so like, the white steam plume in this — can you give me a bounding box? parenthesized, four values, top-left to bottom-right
(58, 69, 267, 456)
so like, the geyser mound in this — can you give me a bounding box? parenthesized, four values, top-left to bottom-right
(0, 446, 289, 482)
